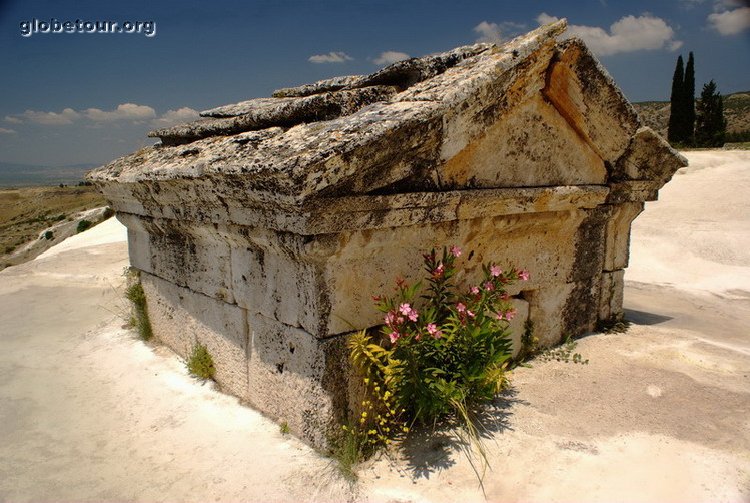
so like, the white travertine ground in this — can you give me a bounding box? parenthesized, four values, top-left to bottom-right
(0, 149, 748, 502)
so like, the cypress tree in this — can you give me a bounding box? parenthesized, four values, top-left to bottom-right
(695, 80, 727, 147)
(683, 52, 696, 144)
(668, 55, 685, 144)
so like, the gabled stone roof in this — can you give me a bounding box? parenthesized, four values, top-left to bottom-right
(88, 19, 685, 211)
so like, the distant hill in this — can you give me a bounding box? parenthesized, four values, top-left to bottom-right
(633, 90, 750, 139)
(0, 162, 98, 188)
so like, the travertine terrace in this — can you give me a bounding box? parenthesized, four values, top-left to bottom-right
(88, 20, 686, 447)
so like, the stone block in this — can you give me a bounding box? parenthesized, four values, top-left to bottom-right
(247, 315, 347, 448)
(567, 206, 611, 283)
(140, 272, 249, 400)
(87, 21, 686, 450)
(438, 95, 607, 189)
(543, 38, 640, 165)
(599, 269, 625, 322)
(613, 127, 688, 184)
(319, 209, 588, 337)
(603, 202, 644, 271)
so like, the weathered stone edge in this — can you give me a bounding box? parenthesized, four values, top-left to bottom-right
(104, 184, 610, 235)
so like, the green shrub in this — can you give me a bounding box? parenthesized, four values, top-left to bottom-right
(537, 336, 589, 364)
(125, 281, 153, 341)
(102, 207, 115, 219)
(76, 219, 92, 233)
(347, 246, 528, 458)
(187, 343, 215, 380)
(596, 318, 631, 334)
(44, 230, 54, 240)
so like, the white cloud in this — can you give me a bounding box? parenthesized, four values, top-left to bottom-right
(473, 20, 528, 43)
(83, 103, 156, 122)
(537, 13, 683, 56)
(7, 103, 159, 125)
(373, 51, 411, 65)
(0, 127, 16, 134)
(708, 6, 750, 35)
(151, 107, 200, 127)
(308, 51, 353, 63)
(12, 108, 81, 125)
(537, 13, 560, 25)
(474, 21, 503, 43)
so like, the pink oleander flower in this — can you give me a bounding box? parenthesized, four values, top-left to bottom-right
(500, 293, 510, 300)
(385, 311, 396, 326)
(408, 309, 419, 322)
(467, 309, 476, 318)
(483, 281, 495, 292)
(399, 303, 412, 316)
(470, 286, 480, 295)
(495, 312, 504, 321)
(389, 331, 400, 343)
(433, 263, 445, 278)
(426, 323, 443, 339)
(456, 302, 466, 313)
(450, 245, 462, 258)
(505, 308, 517, 321)
(490, 265, 502, 277)
(518, 269, 530, 281)
(397, 316, 404, 324)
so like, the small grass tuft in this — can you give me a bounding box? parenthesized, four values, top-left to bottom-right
(187, 343, 216, 380)
(279, 422, 290, 435)
(331, 424, 364, 482)
(124, 280, 153, 341)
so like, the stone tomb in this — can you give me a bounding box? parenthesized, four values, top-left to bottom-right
(88, 20, 686, 448)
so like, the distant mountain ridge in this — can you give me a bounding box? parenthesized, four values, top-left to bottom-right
(0, 162, 98, 187)
(633, 90, 750, 140)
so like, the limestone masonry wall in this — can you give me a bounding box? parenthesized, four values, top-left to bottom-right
(88, 20, 686, 448)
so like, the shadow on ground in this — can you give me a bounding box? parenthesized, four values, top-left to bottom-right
(624, 308, 673, 326)
(395, 386, 527, 480)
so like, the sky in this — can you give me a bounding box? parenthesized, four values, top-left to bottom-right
(0, 0, 748, 167)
